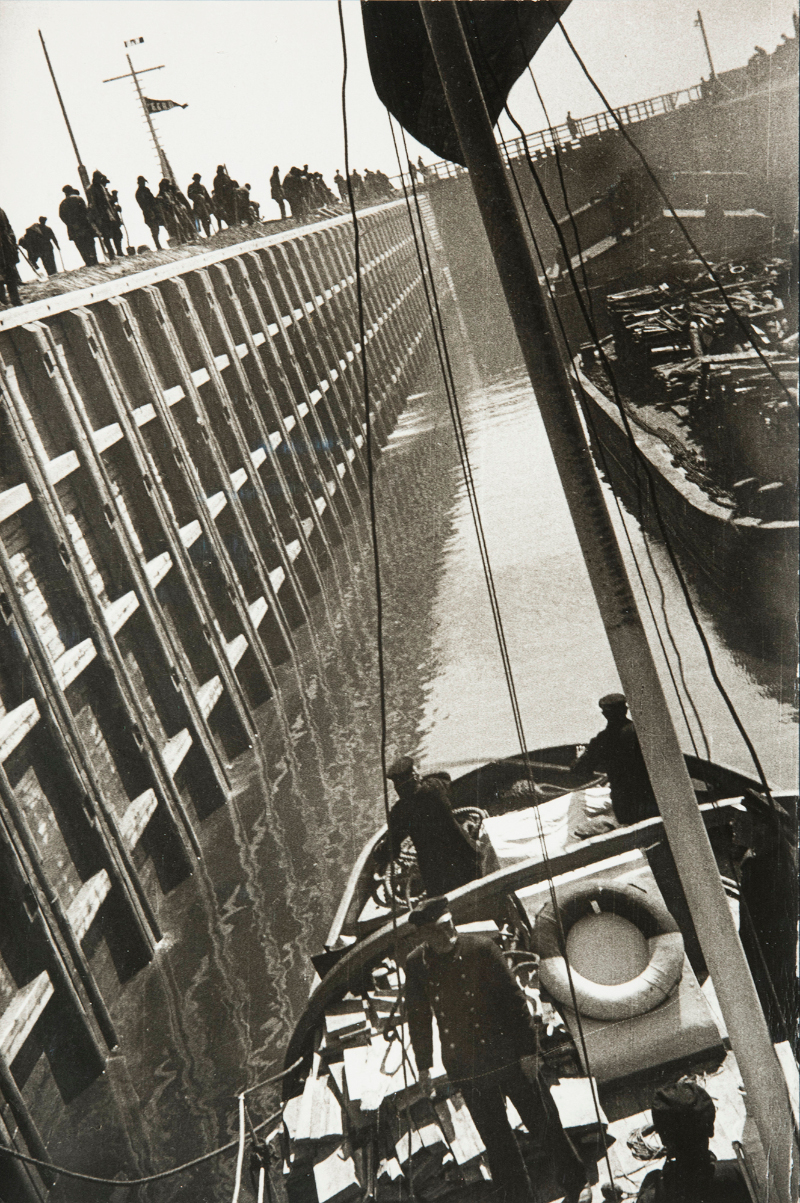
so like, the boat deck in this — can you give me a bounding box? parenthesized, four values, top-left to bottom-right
(283, 786, 781, 1202)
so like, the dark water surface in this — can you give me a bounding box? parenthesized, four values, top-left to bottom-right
(45, 353, 796, 1201)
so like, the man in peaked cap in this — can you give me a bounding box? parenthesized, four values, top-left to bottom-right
(58, 185, 97, 266)
(187, 173, 214, 237)
(404, 898, 590, 1202)
(135, 177, 163, 250)
(375, 756, 481, 897)
(19, 217, 60, 276)
(574, 695, 708, 975)
(0, 207, 22, 305)
(571, 692, 658, 826)
(636, 1078, 749, 1200)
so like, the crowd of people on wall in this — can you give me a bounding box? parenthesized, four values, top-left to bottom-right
(0, 155, 422, 303)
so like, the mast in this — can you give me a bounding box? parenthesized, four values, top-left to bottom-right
(126, 53, 176, 185)
(38, 30, 90, 196)
(102, 47, 176, 186)
(418, 5, 798, 1199)
(695, 10, 718, 82)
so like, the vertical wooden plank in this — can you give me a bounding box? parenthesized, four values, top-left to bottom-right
(3, 328, 204, 871)
(0, 765, 117, 1050)
(148, 274, 300, 670)
(91, 296, 269, 721)
(108, 287, 283, 702)
(0, 363, 162, 949)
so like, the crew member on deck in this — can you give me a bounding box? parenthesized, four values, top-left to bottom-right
(572, 693, 658, 826)
(375, 756, 481, 897)
(405, 897, 590, 1203)
(636, 1079, 749, 1201)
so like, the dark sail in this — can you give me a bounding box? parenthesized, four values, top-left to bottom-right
(361, 0, 570, 165)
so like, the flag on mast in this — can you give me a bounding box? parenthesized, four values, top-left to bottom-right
(144, 98, 188, 113)
(124, 37, 144, 47)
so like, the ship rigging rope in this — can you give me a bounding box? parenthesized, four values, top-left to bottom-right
(501, 126, 707, 762)
(390, 116, 524, 762)
(433, 12, 621, 1186)
(485, 14, 776, 801)
(502, 34, 711, 763)
(500, 111, 797, 1063)
(0, 1107, 283, 1186)
(390, 66, 616, 1185)
(550, 5, 794, 403)
(488, 26, 795, 1061)
(338, 9, 419, 1195)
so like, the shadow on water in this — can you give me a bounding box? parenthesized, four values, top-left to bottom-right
(38, 352, 795, 1201)
(39, 363, 464, 1201)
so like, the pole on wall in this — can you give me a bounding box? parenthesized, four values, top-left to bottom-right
(38, 30, 90, 196)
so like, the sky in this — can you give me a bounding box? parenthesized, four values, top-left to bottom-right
(0, 0, 796, 272)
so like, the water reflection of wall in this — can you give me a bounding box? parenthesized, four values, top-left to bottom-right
(31, 366, 463, 1200)
(0, 203, 459, 1200)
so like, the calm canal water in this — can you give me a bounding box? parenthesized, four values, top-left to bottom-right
(46, 349, 796, 1201)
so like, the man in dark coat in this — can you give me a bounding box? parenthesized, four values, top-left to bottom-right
(187, 174, 213, 236)
(571, 693, 658, 826)
(334, 170, 348, 203)
(212, 165, 234, 227)
(375, 756, 481, 897)
(107, 190, 124, 256)
(58, 186, 97, 266)
(0, 208, 22, 305)
(636, 1079, 749, 1201)
(270, 166, 286, 219)
(405, 898, 589, 1203)
(87, 170, 117, 259)
(19, 217, 59, 276)
(571, 694, 708, 975)
(135, 177, 163, 249)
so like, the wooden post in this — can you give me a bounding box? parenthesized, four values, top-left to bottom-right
(0, 1061, 54, 1193)
(0, 767, 118, 1050)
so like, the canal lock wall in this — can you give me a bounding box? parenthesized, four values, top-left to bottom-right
(0, 198, 445, 1198)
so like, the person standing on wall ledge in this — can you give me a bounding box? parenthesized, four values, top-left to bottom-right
(59, 186, 97, 267)
(374, 756, 481, 897)
(19, 217, 60, 276)
(187, 174, 213, 237)
(405, 897, 591, 1203)
(270, 166, 286, 219)
(135, 177, 163, 250)
(0, 208, 22, 305)
(571, 692, 658, 826)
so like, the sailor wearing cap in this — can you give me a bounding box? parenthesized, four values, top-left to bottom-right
(636, 1078, 749, 1201)
(404, 898, 589, 1202)
(375, 756, 481, 897)
(572, 693, 658, 826)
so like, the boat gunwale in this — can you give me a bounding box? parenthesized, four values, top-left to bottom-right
(573, 358, 800, 533)
(285, 786, 759, 1082)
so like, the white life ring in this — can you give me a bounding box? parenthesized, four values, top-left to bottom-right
(532, 881, 684, 1022)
